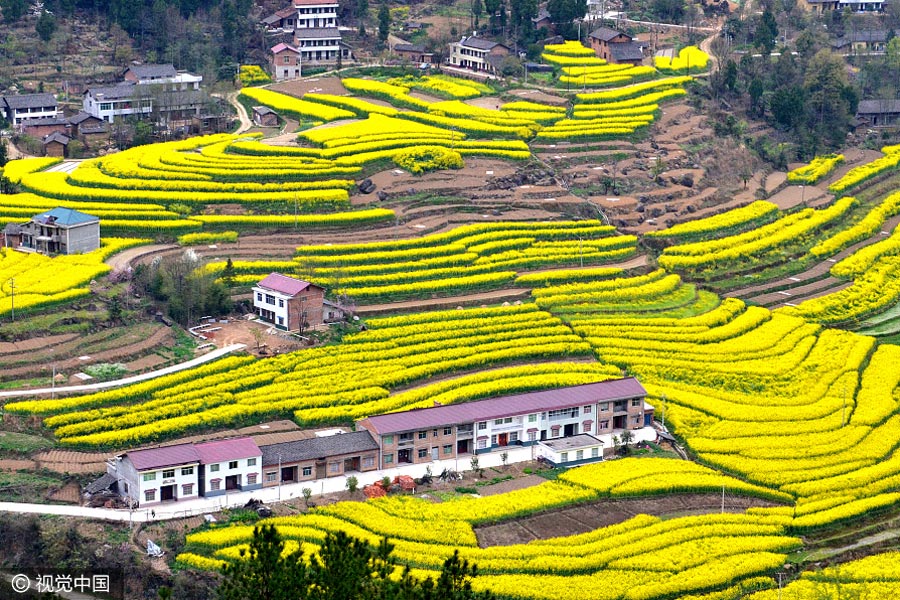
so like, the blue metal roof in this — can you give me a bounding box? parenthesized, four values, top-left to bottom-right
(36, 207, 99, 227)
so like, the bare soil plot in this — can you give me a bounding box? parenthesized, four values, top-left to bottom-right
(35, 450, 111, 474)
(475, 494, 781, 547)
(270, 77, 349, 97)
(48, 481, 82, 504)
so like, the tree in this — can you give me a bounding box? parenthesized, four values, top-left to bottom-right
(0, 0, 27, 23)
(547, 0, 586, 39)
(619, 430, 634, 455)
(302, 487, 313, 508)
(472, 0, 482, 28)
(221, 257, 236, 288)
(345, 475, 359, 495)
(219, 524, 308, 600)
(378, 1, 390, 43)
(0, 140, 8, 168)
(748, 77, 764, 116)
(36, 11, 57, 42)
(509, 0, 537, 41)
(803, 49, 856, 148)
(755, 8, 777, 55)
(723, 59, 738, 92)
(108, 295, 123, 324)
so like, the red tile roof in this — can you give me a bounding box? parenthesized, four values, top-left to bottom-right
(125, 444, 200, 471)
(194, 437, 261, 464)
(271, 43, 300, 55)
(256, 272, 318, 296)
(359, 378, 647, 434)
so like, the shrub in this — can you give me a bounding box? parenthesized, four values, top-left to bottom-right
(393, 146, 463, 174)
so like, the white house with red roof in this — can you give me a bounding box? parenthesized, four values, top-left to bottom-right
(195, 438, 263, 497)
(252, 272, 328, 331)
(107, 443, 201, 507)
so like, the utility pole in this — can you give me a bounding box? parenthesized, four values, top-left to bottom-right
(8, 278, 15, 322)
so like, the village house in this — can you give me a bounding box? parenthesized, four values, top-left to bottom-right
(19, 207, 100, 255)
(83, 64, 205, 124)
(857, 99, 900, 129)
(531, 7, 553, 32)
(42, 132, 71, 158)
(68, 111, 109, 147)
(393, 43, 435, 64)
(588, 26, 644, 65)
(1, 93, 59, 127)
(447, 36, 511, 76)
(260, 431, 379, 487)
(195, 438, 263, 497)
(253, 105, 280, 127)
(265, 0, 353, 80)
(252, 272, 328, 331)
(356, 378, 651, 469)
(20, 116, 70, 139)
(107, 444, 202, 507)
(831, 29, 896, 53)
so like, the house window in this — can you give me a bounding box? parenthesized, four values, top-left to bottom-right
(477, 422, 487, 430)
(182, 483, 194, 495)
(279, 299, 284, 308)
(600, 402, 609, 411)
(433, 429, 438, 437)
(247, 473, 258, 485)
(384, 454, 394, 464)
(510, 432, 519, 442)
(494, 418, 503, 425)
(548, 408, 579, 420)
(528, 414, 537, 423)
(181, 467, 194, 476)
(443, 427, 452, 435)
(142, 473, 156, 482)
(528, 431, 536, 441)
(145, 489, 156, 502)
(265, 294, 275, 305)
(283, 56, 290, 64)
(210, 464, 220, 472)
(633, 415, 641, 424)
(560, 452, 569, 462)
(266, 471, 277, 482)
(418, 431, 427, 440)
(417, 448, 427, 459)
(246, 458, 256, 467)
(632, 398, 641, 407)
(229, 461, 238, 469)
(329, 462, 340, 473)
(576, 450, 584, 460)
(278, 317, 284, 326)
(384, 435, 394, 445)
(490, 435, 497, 446)
(600, 420, 609, 430)
(162, 469, 175, 479)
(443, 445, 452, 454)
(362, 456, 375, 468)
(210, 479, 221, 491)
(256, 293, 262, 301)
(591, 447, 599, 458)
(584, 405, 592, 414)
(477, 439, 487, 449)
(303, 466, 313, 476)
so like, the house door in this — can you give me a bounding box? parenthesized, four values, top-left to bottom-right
(456, 440, 470, 454)
(431, 447, 439, 460)
(398, 449, 412, 464)
(564, 424, 577, 437)
(498, 433, 508, 446)
(613, 415, 627, 430)
(344, 457, 360, 472)
(540, 430, 547, 440)
(225, 475, 240, 490)
(315, 461, 326, 479)
(160, 485, 176, 501)
(281, 466, 297, 482)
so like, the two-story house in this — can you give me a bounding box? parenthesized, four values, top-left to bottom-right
(447, 36, 510, 75)
(195, 438, 263, 497)
(83, 64, 204, 124)
(107, 444, 201, 507)
(252, 272, 327, 331)
(18, 207, 100, 255)
(588, 27, 644, 65)
(357, 378, 650, 469)
(1, 93, 59, 127)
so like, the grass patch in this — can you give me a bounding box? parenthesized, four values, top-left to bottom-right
(0, 431, 55, 453)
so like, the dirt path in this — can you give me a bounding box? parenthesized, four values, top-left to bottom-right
(226, 91, 253, 134)
(105, 243, 177, 271)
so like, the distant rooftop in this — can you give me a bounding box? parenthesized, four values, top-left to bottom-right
(540, 433, 605, 452)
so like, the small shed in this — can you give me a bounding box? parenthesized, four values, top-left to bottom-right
(43, 131, 70, 158)
(253, 105, 279, 127)
(2, 223, 24, 248)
